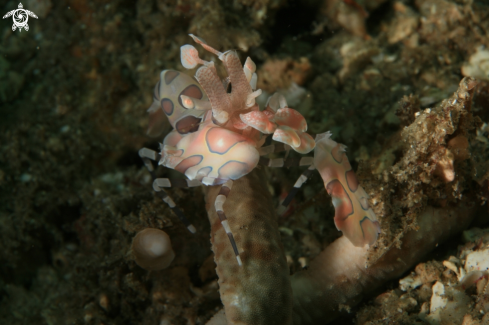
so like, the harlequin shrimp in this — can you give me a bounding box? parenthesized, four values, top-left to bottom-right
(139, 35, 380, 266)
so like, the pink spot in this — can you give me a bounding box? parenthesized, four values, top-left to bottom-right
(206, 128, 245, 154)
(164, 71, 179, 84)
(161, 98, 174, 115)
(218, 161, 250, 180)
(326, 179, 353, 225)
(175, 155, 203, 174)
(346, 170, 359, 192)
(331, 144, 345, 163)
(181, 96, 194, 109)
(176, 116, 201, 134)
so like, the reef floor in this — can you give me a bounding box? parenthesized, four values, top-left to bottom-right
(1, 0, 488, 324)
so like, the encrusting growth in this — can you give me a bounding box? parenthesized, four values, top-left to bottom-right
(206, 169, 293, 325)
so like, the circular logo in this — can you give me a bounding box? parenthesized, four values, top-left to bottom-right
(13, 10, 28, 28)
(2, 3, 38, 32)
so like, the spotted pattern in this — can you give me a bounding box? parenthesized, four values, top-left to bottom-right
(161, 98, 174, 116)
(218, 161, 250, 180)
(175, 155, 203, 174)
(314, 134, 380, 246)
(331, 144, 345, 164)
(197, 166, 212, 178)
(178, 85, 204, 109)
(359, 217, 381, 245)
(345, 170, 359, 192)
(157, 70, 207, 132)
(206, 127, 245, 154)
(164, 71, 179, 84)
(164, 146, 184, 157)
(176, 116, 201, 134)
(325, 179, 354, 223)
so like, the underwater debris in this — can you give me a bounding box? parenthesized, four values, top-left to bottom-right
(386, 2, 420, 47)
(317, 0, 371, 39)
(386, 228, 489, 325)
(337, 39, 380, 82)
(257, 57, 312, 93)
(131, 228, 175, 271)
(462, 46, 489, 81)
(256, 57, 312, 107)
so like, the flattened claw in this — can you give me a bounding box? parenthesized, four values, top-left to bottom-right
(181, 45, 202, 69)
(271, 126, 314, 154)
(273, 107, 307, 132)
(294, 132, 316, 154)
(240, 111, 277, 134)
(272, 125, 301, 148)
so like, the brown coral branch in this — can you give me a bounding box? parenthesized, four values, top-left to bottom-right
(205, 168, 293, 325)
